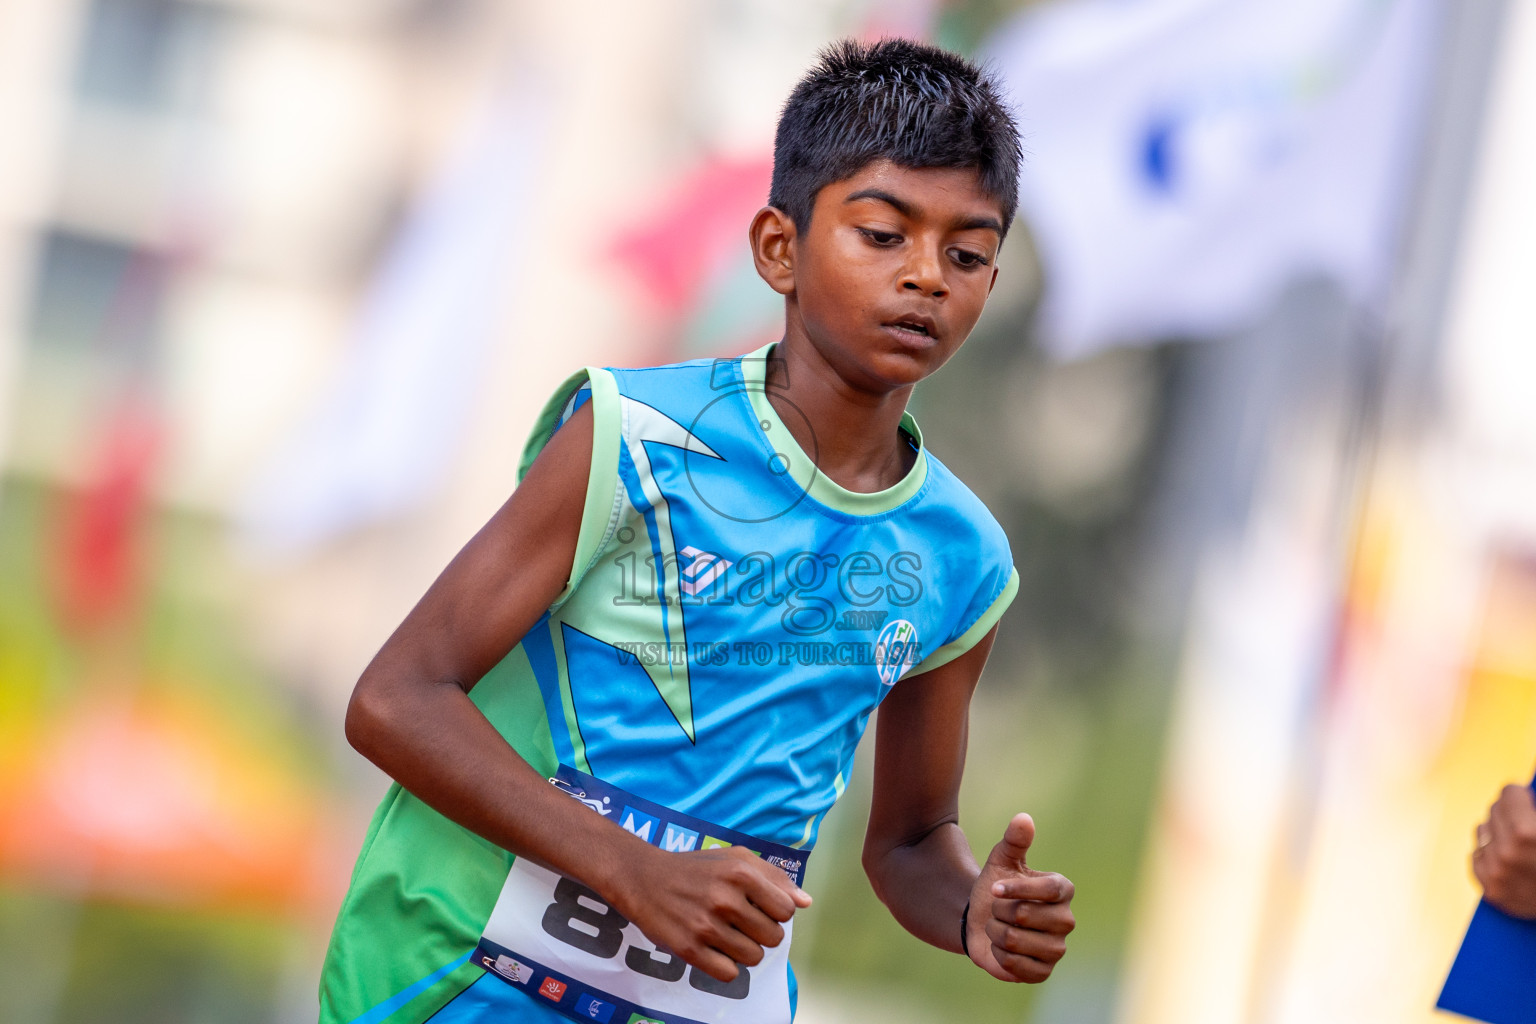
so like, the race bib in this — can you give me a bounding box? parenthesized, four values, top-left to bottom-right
(474, 766, 809, 1024)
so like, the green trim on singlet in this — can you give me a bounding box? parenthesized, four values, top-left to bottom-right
(518, 366, 624, 610)
(739, 343, 929, 517)
(318, 644, 557, 1024)
(908, 566, 1019, 676)
(511, 365, 622, 779)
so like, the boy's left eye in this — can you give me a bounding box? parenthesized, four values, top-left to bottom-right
(949, 248, 992, 268)
(858, 228, 902, 246)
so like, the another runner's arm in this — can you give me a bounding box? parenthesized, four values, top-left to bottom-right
(344, 401, 807, 982)
(863, 624, 1075, 983)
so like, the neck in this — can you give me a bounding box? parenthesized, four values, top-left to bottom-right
(763, 337, 917, 495)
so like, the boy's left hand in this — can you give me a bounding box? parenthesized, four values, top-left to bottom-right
(966, 813, 1075, 983)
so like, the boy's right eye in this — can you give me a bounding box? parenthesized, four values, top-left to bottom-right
(858, 228, 903, 246)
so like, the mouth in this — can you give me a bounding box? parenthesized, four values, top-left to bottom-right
(882, 314, 938, 340)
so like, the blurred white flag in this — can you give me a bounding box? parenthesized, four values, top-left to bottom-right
(987, 0, 1438, 359)
(238, 80, 545, 556)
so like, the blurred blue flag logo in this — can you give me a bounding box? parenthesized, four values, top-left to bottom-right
(986, 0, 1439, 358)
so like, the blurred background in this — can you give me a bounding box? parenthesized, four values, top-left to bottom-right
(0, 0, 1533, 1021)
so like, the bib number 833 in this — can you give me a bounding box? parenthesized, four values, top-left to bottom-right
(540, 877, 750, 1000)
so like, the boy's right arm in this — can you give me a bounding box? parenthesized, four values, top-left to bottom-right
(343, 401, 809, 982)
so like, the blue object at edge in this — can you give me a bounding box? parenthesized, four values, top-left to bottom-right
(1437, 772, 1536, 1024)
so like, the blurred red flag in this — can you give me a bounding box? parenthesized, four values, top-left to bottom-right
(609, 155, 772, 315)
(51, 396, 160, 632)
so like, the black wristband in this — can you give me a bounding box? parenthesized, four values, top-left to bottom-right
(960, 899, 971, 957)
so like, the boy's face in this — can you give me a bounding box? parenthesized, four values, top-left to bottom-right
(757, 158, 1004, 393)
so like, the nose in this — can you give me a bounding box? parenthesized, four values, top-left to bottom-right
(900, 246, 947, 298)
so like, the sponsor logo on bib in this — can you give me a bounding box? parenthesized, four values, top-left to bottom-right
(552, 778, 613, 816)
(620, 807, 659, 841)
(660, 823, 700, 852)
(485, 954, 533, 984)
(576, 993, 616, 1021)
(765, 854, 803, 878)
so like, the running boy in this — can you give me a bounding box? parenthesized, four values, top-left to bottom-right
(321, 38, 1075, 1024)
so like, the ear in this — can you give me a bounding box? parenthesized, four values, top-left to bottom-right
(749, 206, 797, 297)
(987, 265, 999, 296)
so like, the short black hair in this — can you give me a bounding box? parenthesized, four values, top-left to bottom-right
(770, 37, 1022, 234)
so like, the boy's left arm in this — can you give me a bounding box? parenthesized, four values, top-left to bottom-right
(863, 624, 1075, 983)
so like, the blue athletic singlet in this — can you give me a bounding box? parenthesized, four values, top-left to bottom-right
(318, 344, 1018, 1024)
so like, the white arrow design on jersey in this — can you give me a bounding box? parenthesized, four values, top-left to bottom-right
(602, 395, 724, 743)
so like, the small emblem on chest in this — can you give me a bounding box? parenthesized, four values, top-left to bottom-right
(874, 619, 920, 686)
